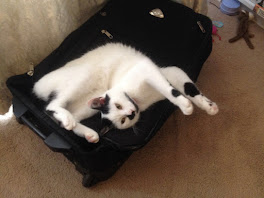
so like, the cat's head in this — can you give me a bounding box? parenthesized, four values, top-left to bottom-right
(88, 90, 140, 134)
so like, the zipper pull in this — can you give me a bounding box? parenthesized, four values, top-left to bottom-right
(197, 21, 206, 33)
(101, 29, 113, 39)
(27, 62, 34, 76)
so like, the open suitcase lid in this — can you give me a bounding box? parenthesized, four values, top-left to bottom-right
(7, 0, 212, 151)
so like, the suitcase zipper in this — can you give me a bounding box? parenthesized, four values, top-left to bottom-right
(27, 63, 34, 76)
(197, 21, 206, 33)
(101, 29, 113, 39)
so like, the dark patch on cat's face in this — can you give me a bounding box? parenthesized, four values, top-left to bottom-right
(171, 89, 181, 97)
(184, 82, 200, 97)
(101, 94, 110, 114)
(127, 111, 135, 120)
(124, 92, 139, 113)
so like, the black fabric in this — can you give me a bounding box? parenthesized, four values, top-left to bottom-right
(7, 0, 212, 151)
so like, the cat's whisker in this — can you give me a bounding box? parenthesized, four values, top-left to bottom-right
(132, 126, 147, 135)
(132, 126, 140, 136)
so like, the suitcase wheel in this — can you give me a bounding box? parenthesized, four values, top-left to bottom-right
(82, 173, 95, 187)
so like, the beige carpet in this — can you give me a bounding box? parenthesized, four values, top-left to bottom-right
(1, 3, 264, 198)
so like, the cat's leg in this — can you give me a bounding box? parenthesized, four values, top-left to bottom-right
(161, 67, 218, 115)
(47, 98, 99, 143)
(141, 64, 194, 115)
(46, 98, 77, 131)
(73, 123, 99, 143)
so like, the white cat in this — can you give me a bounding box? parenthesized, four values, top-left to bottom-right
(33, 43, 218, 143)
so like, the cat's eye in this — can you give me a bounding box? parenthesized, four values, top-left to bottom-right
(121, 117, 126, 124)
(115, 103, 122, 110)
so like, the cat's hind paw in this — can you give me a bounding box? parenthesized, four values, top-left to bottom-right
(206, 102, 219, 115)
(196, 95, 219, 115)
(179, 98, 194, 115)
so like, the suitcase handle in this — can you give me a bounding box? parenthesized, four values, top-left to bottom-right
(20, 115, 47, 139)
(13, 97, 72, 152)
(19, 114, 72, 152)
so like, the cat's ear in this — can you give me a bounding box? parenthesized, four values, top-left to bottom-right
(88, 97, 106, 110)
(88, 94, 110, 111)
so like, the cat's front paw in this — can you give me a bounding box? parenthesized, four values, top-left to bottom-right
(85, 132, 99, 143)
(53, 111, 76, 130)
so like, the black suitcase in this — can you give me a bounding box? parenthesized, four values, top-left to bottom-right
(6, 0, 213, 187)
